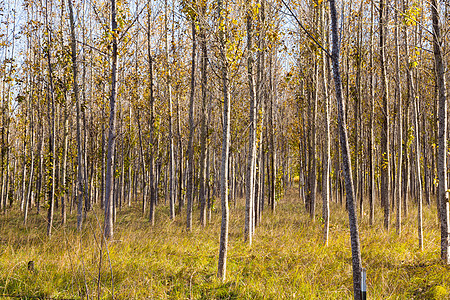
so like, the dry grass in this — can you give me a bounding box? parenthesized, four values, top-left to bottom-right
(0, 188, 449, 299)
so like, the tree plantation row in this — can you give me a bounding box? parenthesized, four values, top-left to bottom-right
(0, 0, 449, 298)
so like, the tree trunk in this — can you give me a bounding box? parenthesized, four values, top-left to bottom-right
(394, 0, 403, 234)
(104, 0, 118, 239)
(321, 1, 330, 245)
(165, 0, 175, 221)
(329, 1, 362, 298)
(269, 50, 276, 212)
(136, 109, 147, 215)
(369, 0, 375, 225)
(186, 20, 196, 231)
(199, 8, 208, 226)
(24, 94, 33, 225)
(245, 0, 257, 244)
(68, 0, 85, 232)
(431, 0, 449, 264)
(60, 102, 68, 225)
(403, 0, 423, 249)
(147, 2, 156, 226)
(380, 0, 391, 230)
(217, 0, 230, 280)
(44, 0, 56, 237)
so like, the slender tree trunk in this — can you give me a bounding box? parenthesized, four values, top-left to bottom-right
(176, 98, 183, 214)
(217, 0, 230, 280)
(104, 0, 118, 239)
(120, 143, 125, 210)
(329, 1, 362, 298)
(402, 109, 410, 216)
(24, 94, 33, 225)
(207, 148, 213, 223)
(81, 13, 90, 217)
(101, 124, 105, 210)
(68, 0, 85, 232)
(403, 0, 423, 249)
(136, 110, 147, 215)
(431, 0, 449, 263)
(354, 0, 363, 219)
(45, 0, 56, 237)
(147, 1, 156, 225)
(26, 138, 34, 224)
(165, 0, 175, 221)
(21, 125, 27, 213)
(306, 63, 318, 219)
(199, 8, 208, 226)
(394, 0, 403, 234)
(245, 0, 257, 244)
(269, 50, 276, 212)
(321, 1, 330, 245)
(186, 20, 196, 231)
(37, 125, 43, 214)
(380, 0, 391, 230)
(61, 103, 68, 225)
(413, 87, 424, 250)
(256, 0, 266, 223)
(369, 0, 375, 225)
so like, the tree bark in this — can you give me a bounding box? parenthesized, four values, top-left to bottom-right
(165, 0, 176, 221)
(60, 101, 68, 225)
(403, 0, 423, 250)
(23, 93, 33, 225)
(431, 0, 449, 263)
(44, 0, 56, 237)
(394, 0, 403, 234)
(68, 0, 85, 232)
(321, 1, 330, 246)
(245, 0, 257, 244)
(147, 1, 156, 226)
(369, 0, 375, 225)
(186, 20, 196, 231)
(217, 0, 230, 280)
(199, 6, 208, 226)
(380, 0, 391, 230)
(104, 0, 118, 239)
(269, 50, 276, 212)
(329, 0, 362, 298)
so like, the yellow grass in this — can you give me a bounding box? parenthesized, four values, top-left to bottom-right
(0, 188, 449, 299)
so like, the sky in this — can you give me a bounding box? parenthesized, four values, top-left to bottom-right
(1, 0, 26, 107)
(1, 0, 26, 62)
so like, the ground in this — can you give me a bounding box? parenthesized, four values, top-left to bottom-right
(0, 188, 449, 299)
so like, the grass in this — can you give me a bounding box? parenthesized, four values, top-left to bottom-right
(0, 188, 449, 299)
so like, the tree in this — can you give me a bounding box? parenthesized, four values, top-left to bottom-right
(186, 15, 197, 231)
(217, 0, 231, 280)
(321, 1, 330, 245)
(431, 0, 449, 264)
(198, 0, 209, 227)
(245, 0, 257, 245)
(403, 0, 423, 250)
(380, 0, 391, 230)
(165, 0, 176, 221)
(68, 0, 85, 232)
(394, 0, 403, 235)
(147, 0, 156, 226)
(329, 0, 362, 298)
(104, 0, 119, 239)
(44, 0, 56, 237)
(368, 0, 375, 226)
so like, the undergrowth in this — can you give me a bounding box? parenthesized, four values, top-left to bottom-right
(0, 188, 449, 299)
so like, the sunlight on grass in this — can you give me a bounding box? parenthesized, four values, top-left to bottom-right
(0, 188, 449, 299)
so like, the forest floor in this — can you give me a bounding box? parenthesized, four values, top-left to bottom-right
(0, 188, 449, 299)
